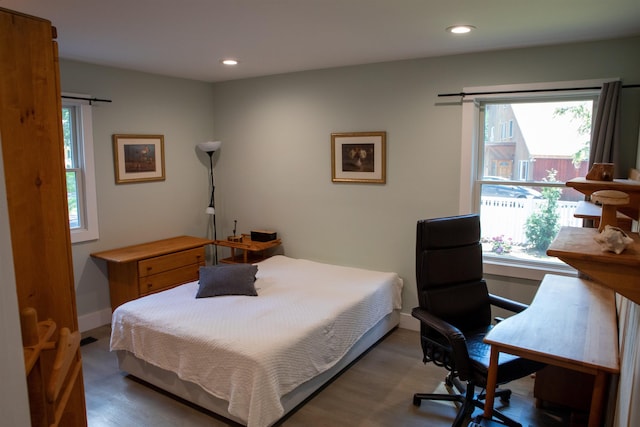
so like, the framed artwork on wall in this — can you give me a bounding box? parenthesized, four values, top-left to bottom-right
(331, 131, 386, 183)
(113, 134, 165, 184)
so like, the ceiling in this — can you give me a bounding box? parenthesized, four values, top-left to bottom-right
(2, 0, 640, 83)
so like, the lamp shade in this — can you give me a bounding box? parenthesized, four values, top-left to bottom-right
(197, 140, 222, 153)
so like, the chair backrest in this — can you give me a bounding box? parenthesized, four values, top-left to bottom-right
(416, 214, 491, 332)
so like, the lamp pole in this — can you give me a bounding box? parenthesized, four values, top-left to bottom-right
(206, 151, 218, 264)
(197, 140, 222, 265)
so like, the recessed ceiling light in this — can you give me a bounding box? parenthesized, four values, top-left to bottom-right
(220, 59, 239, 66)
(446, 25, 475, 34)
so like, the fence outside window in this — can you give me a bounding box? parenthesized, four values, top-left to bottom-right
(480, 196, 582, 248)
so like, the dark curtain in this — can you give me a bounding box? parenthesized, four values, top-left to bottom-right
(589, 80, 622, 174)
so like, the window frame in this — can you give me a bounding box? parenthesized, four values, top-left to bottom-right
(459, 78, 614, 280)
(62, 94, 99, 243)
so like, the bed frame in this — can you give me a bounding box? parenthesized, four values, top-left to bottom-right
(116, 310, 399, 425)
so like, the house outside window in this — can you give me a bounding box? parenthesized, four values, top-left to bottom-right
(459, 79, 607, 280)
(62, 95, 99, 243)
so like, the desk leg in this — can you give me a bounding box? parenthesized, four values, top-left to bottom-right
(588, 371, 607, 427)
(483, 346, 499, 419)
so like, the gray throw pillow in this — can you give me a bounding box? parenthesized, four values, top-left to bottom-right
(196, 264, 258, 298)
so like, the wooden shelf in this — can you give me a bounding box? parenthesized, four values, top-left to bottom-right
(567, 177, 640, 221)
(573, 200, 633, 230)
(547, 226, 640, 304)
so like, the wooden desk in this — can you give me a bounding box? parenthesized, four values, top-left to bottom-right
(547, 226, 640, 304)
(214, 235, 281, 264)
(483, 274, 619, 427)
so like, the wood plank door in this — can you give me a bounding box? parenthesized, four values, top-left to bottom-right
(0, 7, 87, 426)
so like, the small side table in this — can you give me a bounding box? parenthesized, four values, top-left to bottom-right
(214, 234, 281, 264)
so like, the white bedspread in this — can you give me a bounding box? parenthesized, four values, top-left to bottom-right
(110, 255, 403, 427)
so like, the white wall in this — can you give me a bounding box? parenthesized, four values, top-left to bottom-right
(208, 37, 640, 426)
(3, 31, 638, 427)
(58, 61, 216, 324)
(615, 296, 640, 426)
(57, 37, 640, 326)
(0, 135, 31, 426)
(211, 36, 640, 312)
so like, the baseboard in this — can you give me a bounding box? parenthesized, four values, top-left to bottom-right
(78, 307, 112, 333)
(399, 312, 419, 331)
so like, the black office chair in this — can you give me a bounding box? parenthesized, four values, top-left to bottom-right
(411, 214, 544, 427)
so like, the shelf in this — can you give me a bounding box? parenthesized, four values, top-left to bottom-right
(573, 200, 633, 230)
(567, 177, 640, 221)
(547, 226, 640, 304)
(220, 253, 274, 264)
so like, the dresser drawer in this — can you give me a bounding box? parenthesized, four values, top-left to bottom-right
(139, 264, 202, 295)
(138, 247, 205, 277)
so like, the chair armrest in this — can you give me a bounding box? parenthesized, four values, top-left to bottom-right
(412, 306, 471, 355)
(412, 307, 464, 340)
(489, 293, 528, 313)
(412, 307, 476, 379)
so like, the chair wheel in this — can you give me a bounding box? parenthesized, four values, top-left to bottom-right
(413, 395, 421, 406)
(499, 390, 512, 403)
(445, 376, 454, 387)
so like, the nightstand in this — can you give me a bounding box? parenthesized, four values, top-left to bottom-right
(213, 234, 281, 264)
(91, 236, 214, 310)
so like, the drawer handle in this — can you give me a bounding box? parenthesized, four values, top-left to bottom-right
(146, 283, 153, 288)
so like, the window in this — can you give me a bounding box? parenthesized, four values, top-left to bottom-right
(459, 79, 609, 280)
(518, 160, 529, 180)
(500, 119, 513, 140)
(62, 95, 99, 243)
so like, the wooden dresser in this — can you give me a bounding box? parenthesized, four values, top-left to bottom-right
(91, 236, 214, 311)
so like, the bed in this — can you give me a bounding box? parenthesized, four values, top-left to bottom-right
(110, 255, 403, 427)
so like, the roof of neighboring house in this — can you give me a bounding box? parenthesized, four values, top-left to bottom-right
(512, 102, 590, 158)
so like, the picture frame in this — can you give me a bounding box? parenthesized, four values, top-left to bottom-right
(113, 134, 165, 184)
(331, 131, 386, 183)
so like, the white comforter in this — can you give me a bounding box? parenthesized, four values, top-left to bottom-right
(110, 255, 403, 427)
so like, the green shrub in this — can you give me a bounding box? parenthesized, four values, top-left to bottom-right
(525, 170, 561, 252)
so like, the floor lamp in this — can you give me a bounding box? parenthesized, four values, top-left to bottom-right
(197, 140, 221, 264)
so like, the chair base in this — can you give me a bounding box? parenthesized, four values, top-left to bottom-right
(469, 416, 510, 427)
(412, 374, 520, 427)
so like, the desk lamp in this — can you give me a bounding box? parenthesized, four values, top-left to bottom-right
(197, 140, 221, 263)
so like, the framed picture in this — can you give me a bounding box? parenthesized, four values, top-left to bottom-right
(113, 134, 165, 184)
(331, 131, 386, 183)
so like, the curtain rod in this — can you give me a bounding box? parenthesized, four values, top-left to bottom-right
(438, 84, 640, 98)
(61, 95, 112, 104)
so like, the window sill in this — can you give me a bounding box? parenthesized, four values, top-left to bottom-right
(483, 256, 577, 281)
(71, 227, 99, 244)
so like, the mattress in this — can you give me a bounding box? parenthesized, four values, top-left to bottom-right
(110, 255, 403, 427)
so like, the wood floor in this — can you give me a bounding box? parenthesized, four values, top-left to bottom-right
(81, 325, 578, 427)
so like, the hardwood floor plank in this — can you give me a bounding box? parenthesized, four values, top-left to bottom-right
(81, 326, 575, 426)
